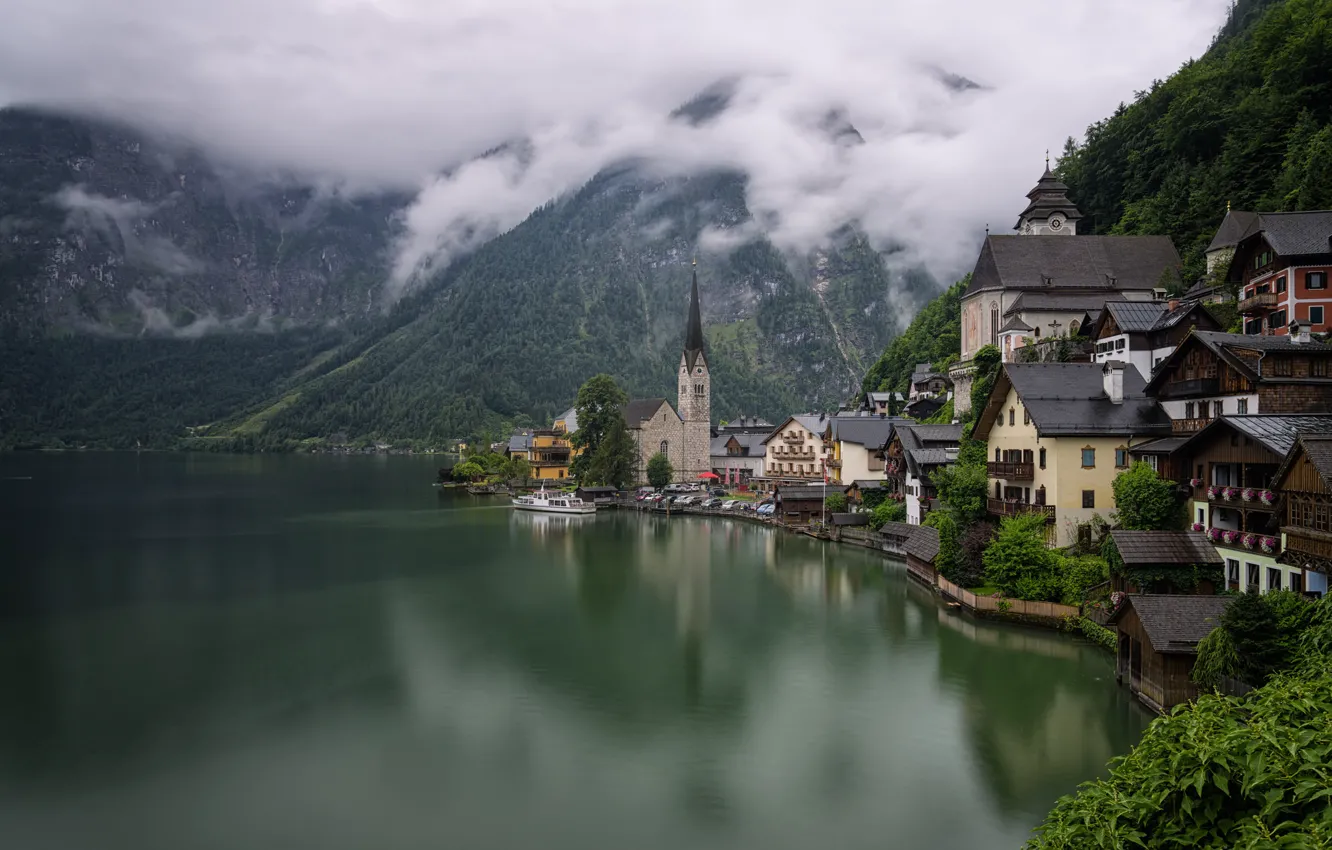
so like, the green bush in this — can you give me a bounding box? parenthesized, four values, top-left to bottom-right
(983, 513, 1062, 601)
(923, 510, 958, 575)
(1112, 461, 1184, 531)
(824, 492, 848, 513)
(869, 499, 906, 529)
(1059, 554, 1110, 606)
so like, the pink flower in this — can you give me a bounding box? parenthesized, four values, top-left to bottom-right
(1191, 522, 1205, 532)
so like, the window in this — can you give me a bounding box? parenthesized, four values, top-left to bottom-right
(1269, 309, 1287, 329)
(1145, 455, 1159, 472)
(1009, 409, 1015, 426)
(1311, 306, 1325, 326)
(1268, 567, 1282, 592)
(1039, 448, 1046, 469)
(1238, 398, 1249, 414)
(1316, 359, 1328, 378)
(660, 440, 668, 455)
(1227, 559, 1239, 590)
(1308, 271, 1328, 290)
(1082, 490, 1095, 509)
(1185, 402, 1196, 419)
(1273, 358, 1293, 377)
(990, 304, 999, 345)
(1292, 572, 1304, 594)
(1213, 400, 1224, 418)
(1082, 447, 1095, 468)
(995, 448, 1001, 463)
(1023, 449, 1034, 464)
(1275, 276, 1287, 294)
(1245, 318, 1264, 335)
(1198, 508, 1205, 525)
(1023, 408, 1030, 425)
(1247, 563, 1260, 592)
(1115, 447, 1128, 468)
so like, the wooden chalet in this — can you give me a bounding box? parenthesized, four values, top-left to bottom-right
(903, 525, 940, 586)
(1144, 330, 1332, 434)
(1107, 530, 1222, 595)
(1272, 434, 1332, 597)
(1108, 594, 1230, 713)
(773, 484, 849, 527)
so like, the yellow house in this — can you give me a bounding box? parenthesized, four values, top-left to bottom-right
(507, 409, 578, 481)
(821, 415, 900, 485)
(972, 362, 1172, 547)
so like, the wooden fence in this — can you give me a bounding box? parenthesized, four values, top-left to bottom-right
(936, 576, 1080, 622)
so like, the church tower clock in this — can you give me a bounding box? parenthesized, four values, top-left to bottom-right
(1014, 156, 1083, 236)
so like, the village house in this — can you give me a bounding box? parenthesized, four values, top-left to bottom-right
(950, 167, 1182, 413)
(1171, 415, 1332, 594)
(773, 483, 850, 527)
(1208, 209, 1332, 336)
(908, 363, 951, 400)
(1090, 300, 1220, 380)
(902, 395, 946, 421)
(709, 417, 773, 486)
(1107, 530, 1223, 596)
(1143, 327, 1332, 434)
(757, 414, 833, 489)
(1272, 434, 1332, 597)
(884, 424, 963, 525)
(506, 428, 574, 480)
(972, 362, 1172, 547)
(1109, 594, 1231, 713)
(822, 414, 901, 485)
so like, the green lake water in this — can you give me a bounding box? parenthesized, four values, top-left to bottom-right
(0, 453, 1150, 849)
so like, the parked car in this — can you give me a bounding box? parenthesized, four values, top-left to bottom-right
(757, 503, 776, 516)
(710, 488, 726, 497)
(720, 500, 739, 511)
(701, 498, 722, 509)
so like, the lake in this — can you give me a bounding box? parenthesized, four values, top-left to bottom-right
(0, 453, 1150, 850)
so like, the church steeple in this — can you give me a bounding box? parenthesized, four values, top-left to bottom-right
(1014, 164, 1083, 235)
(684, 259, 706, 367)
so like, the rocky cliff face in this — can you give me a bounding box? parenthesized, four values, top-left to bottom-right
(0, 109, 406, 334)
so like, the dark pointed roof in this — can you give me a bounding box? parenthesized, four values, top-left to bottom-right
(1205, 209, 1259, 253)
(622, 398, 676, 428)
(684, 266, 706, 368)
(1014, 168, 1084, 230)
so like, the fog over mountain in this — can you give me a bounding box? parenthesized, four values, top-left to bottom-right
(1, 0, 1231, 298)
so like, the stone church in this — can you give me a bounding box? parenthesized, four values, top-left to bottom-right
(622, 264, 712, 483)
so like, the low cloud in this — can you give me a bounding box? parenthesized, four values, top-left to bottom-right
(7, 0, 1232, 299)
(52, 185, 201, 275)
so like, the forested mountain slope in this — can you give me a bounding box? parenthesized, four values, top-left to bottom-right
(1057, 0, 1332, 284)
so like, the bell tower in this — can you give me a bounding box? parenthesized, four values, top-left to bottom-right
(1014, 154, 1083, 235)
(678, 259, 711, 480)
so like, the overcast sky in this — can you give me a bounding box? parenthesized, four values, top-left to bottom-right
(0, 0, 1232, 292)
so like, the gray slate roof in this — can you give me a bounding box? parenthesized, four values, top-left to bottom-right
(1109, 531, 1222, 567)
(711, 432, 766, 456)
(851, 479, 887, 489)
(1207, 415, 1332, 458)
(1006, 290, 1127, 315)
(894, 423, 964, 477)
(979, 363, 1171, 439)
(623, 398, 674, 427)
(910, 363, 941, 383)
(555, 407, 579, 434)
(1129, 436, 1190, 454)
(999, 315, 1033, 333)
(831, 416, 905, 447)
(904, 525, 941, 562)
(508, 433, 532, 453)
(1252, 210, 1332, 257)
(1145, 329, 1332, 394)
(717, 416, 774, 433)
(776, 484, 850, 500)
(1206, 209, 1260, 253)
(1014, 168, 1084, 229)
(763, 414, 831, 444)
(1275, 435, 1332, 492)
(831, 513, 870, 526)
(1101, 301, 1176, 333)
(1109, 595, 1231, 654)
(966, 235, 1181, 297)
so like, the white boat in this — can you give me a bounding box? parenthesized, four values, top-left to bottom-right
(511, 489, 597, 515)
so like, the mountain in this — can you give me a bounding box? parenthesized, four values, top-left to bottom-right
(0, 106, 935, 449)
(1056, 0, 1332, 284)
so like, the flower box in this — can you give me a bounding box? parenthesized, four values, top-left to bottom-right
(1241, 487, 1257, 502)
(1207, 486, 1221, 500)
(1259, 489, 1276, 506)
(1207, 527, 1222, 542)
(1241, 533, 1257, 549)
(1260, 536, 1278, 554)
(1222, 530, 1240, 545)
(1191, 522, 1205, 532)
(1190, 478, 1204, 488)
(1223, 487, 1240, 501)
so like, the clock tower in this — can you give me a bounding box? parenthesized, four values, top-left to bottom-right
(678, 260, 712, 482)
(1014, 159, 1082, 236)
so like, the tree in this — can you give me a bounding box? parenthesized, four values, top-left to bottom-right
(869, 499, 906, 528)
(824, 492, 848, 513)
(503, 456, 532, 485)
(984, 513, 1062, 601)
(1112, 461, 1183, 530)
(571, 374, 628, 479)
(587, 413, 637, 488)
(953, 521, 996, 588)
(453, 460, 485, 482)
(969, 344, 1001, 416)
(931, 461, 989, 525)
(923, 511, 958, 575)
(646, 452, 674, 488)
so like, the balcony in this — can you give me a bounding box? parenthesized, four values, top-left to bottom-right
(782, 433, 805, 444)
(987, 461, 1034, 480)
(1172, 417, 1214, 434)
(1203, 486, 1277, 507)
(1282, 527, 1332, 562)
(987, 498, 1056, 522)
(1239, 292, 1279, 314)
(1166, 378, 1221, 397)
(827, 459, 842, 469)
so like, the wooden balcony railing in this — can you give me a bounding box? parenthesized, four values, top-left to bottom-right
(1239, 292, 1279, 314)
(1282, 527, 1332, 562)
(987, 498, 1056, 522)
(987, 461, 1034, 480)
(827, 459, 842, 469)
(1172, 417, 1214, 433)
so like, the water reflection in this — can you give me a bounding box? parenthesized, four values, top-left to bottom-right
(0, 455, 1150, 850)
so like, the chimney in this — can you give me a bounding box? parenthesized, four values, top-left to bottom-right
(1290, 320, 1312, 345)
(1167, 299, 1180, 312)
(1103, 361, 1125, 404)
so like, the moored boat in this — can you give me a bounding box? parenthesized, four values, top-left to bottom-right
(511, 489, 597, 515)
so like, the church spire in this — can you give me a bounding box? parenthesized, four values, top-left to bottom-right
(1014, 164, 1083, 235)
(684, 260, 705, 359)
